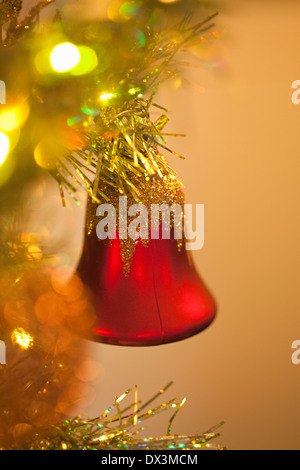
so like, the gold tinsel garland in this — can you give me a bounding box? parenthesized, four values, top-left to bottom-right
(29, 382, 225, 451)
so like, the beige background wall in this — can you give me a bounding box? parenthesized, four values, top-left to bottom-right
(23, 0, 300, 449)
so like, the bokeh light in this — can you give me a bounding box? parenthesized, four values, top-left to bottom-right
(158, 0, 181, 3)
(119, 1, 141, 19)
(0, 101, 30, 132)
(34, 139, 63, 170)
(107, 1, 144, 22)
(71, 46, 98, 75)
(51, 267, 83, 302)
(134, 29, 146, 47)
(35, 291, 69, 326)
(50, 42, 81, 73)
(100, 92, 114, 101)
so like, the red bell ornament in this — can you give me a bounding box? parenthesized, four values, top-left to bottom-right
(77, 171, 216, 346)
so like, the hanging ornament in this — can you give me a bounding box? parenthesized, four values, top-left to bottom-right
(78, 164, 216, 346)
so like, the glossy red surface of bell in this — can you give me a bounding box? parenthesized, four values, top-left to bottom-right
(77, 226, 217, 346)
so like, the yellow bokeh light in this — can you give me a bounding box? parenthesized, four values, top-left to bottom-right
(0, 110, 18, 131)
(158, 0, 180, 3)
(34, 139, 62, 170)
(100, 93, 114, 101)
(71, 46, 98, 76)
(50, 42, 81, 73)
(0, 131, 10, 166)
(0, 101, 30, 132)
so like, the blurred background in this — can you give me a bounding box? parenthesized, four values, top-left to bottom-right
(21, 0, 300, 450)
